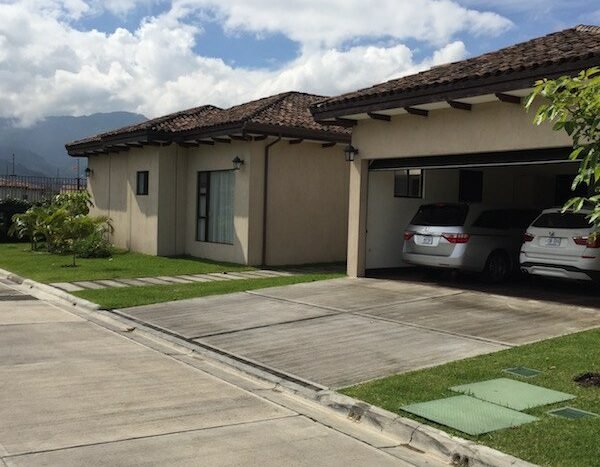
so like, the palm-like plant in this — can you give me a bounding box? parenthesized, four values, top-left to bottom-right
(9, 206, 47, 251)
(10, 191, 112, 264)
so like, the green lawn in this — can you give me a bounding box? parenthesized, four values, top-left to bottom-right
(341, 329, 600, 467)
(0, 243, 252, 283)
(74, 273, 343, 309)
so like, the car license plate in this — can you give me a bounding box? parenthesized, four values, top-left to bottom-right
(422, 236, 434, 245)
(545, 237, 562, 247)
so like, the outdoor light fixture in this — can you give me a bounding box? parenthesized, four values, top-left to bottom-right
(344, 144, 359, 162)
(232, 156, 245, 170)
(84, 167, 93, 177)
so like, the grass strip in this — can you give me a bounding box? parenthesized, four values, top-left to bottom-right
(0, 243, 251, 283)
(341, 328, 600, 466)
(74, 273, 344, 309)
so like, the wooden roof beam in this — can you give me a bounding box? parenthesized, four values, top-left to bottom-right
(322, 142, 337, 148)
(289, 139, 303, 145)
(404, 107, 428, 117)
(229, 135, 251, 141)
(368, 112, 391, 122)
(335, 118, 357, 127)
(211, 137, 231, 144)
(495, 93, 522, 105)
(447, 100, 472, 111)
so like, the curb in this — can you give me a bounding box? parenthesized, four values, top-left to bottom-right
(313, 391, 536, 467)
(0, 267, 100, 312)
(0, 267, 536, 467)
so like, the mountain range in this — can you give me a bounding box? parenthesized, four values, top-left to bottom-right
(0, 112, 147, 178)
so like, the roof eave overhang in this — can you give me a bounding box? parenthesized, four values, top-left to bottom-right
(243, 123, 350, 143)
(312, 57, 600, 120)
(66, 129, 172, 156)
(173, 121, 350, 144)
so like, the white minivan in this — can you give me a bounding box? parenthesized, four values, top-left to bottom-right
(402, 203, 539, 282)
(520, 208, 599, 282)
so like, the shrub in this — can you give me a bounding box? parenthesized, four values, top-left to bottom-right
(0, 198, 32, 243)
(74, 230, 113, 258)
(9, 191, 114, 265)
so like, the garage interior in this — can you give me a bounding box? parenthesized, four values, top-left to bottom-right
(365, 147, 584, 271)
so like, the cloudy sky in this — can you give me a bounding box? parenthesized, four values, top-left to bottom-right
(0, 0, 597, 125)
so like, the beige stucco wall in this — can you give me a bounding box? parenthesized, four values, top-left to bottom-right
(88, 138, 349, 266)
(348, 99, 574, 277)
(88, 146, 161, 255)
(352, 100, 571, 159)
(183, 142, 256, 265)
(157, 145, 187, 256)
(265, 142, 349, 266)
(183, 140, 348, 266)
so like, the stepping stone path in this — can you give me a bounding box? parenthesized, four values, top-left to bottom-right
(50, 270, 296, 293)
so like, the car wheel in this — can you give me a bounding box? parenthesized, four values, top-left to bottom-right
(484, 251, 511, 283)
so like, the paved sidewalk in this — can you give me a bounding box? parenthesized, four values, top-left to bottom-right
(50, 269, 295, 292)
(0, 279, 442, 467)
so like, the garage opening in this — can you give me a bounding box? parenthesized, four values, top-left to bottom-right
(365, 147, 585, 272)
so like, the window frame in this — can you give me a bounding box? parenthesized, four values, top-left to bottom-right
(196, 172, 210, 242)
(195, 170, 235, 245)
(136, 170, 149, 196)
(393, 169, 423, 198)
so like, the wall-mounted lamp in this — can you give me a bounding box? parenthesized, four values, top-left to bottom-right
(84, 167, 93, 177)
(232, 156, 245, 170)
(344, 144, 359, 162)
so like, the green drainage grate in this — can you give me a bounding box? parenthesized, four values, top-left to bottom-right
(450, 378, 575, 411)
(401, 395, 538, 436)
(548, 407, 598, 420)
(503, 367, 542, 378)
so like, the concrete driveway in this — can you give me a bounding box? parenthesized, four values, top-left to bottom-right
(121, 276, 600, 388)
(0, 279, 441, 467)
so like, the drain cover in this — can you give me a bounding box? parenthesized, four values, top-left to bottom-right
(503, 367, 542, 378)
(450, 378, 575, 410)
(548, 407, 598, 420)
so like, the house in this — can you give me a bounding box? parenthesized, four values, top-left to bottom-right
(311, 25, 600, 277)
(0, 176, 47, 202)
(65, 92, 351, 266)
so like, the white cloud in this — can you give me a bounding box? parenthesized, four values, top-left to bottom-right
(177, 0, 511, 48)
(0, 0, 507, 125)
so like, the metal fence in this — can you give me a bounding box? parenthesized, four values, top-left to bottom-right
(0, 175, 87, 203)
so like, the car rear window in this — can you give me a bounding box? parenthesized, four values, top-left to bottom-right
(532, 212, 591, 229)
(473, 209, 541, 229)
(410, 204, 469, 227)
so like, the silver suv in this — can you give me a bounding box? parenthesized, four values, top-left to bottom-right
(402, 203, 539, 282)
(520, 208, 599, 282)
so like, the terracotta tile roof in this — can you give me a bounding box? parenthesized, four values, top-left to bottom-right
(313, 25, 600, 116)
(68, 105, 224, 146)
(67, 92, 350, 151)
(0, 177, 45, 190)
(173, 91, 350, 136)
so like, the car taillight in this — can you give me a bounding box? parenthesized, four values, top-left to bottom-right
(523, 233, 535, 242)
(574, 236, 600, 248)
(442, 233, 470, 244)
(404, 231, 415, 241)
